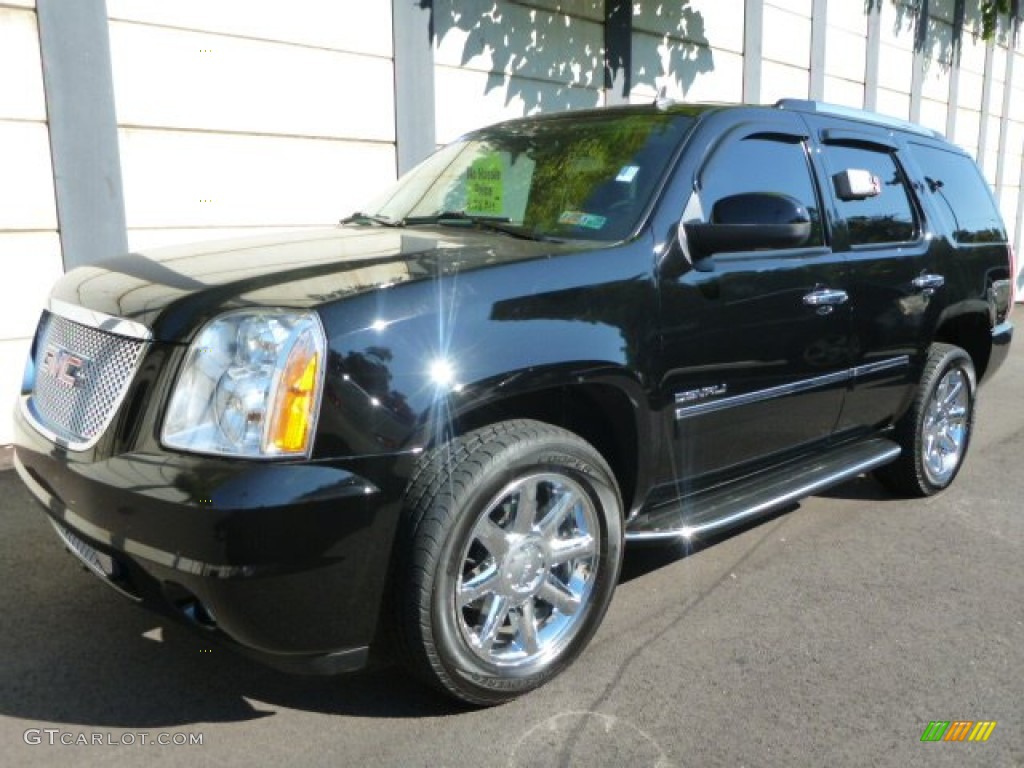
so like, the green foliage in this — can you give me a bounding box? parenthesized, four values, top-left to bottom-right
(978, 0, 1019, 39)
(866, 1, 1021, 42)
(863, 0, 1019, 68)
(522, 115, 668, 232)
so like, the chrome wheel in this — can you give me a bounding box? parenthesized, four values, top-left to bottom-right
(921, 367, 970, 486)
(454, 472, 600, 669)
(874, 344, 975, 498)
(396, 420, 621, 704)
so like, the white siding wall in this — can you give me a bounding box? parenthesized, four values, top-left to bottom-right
(432, 0, 605, 144)
(105, 0, 397, 250)
(955, 17, 988, 156)
(982, 45, 1004, 181)
(918, 0, 954, 134)
(977, 23, 1020, 252)
(0, 1, 62, 444)
(824, 0, 868, 108)
(876, 1, 915, 119)
(760, 0, 813, 103)
(630, 0, 745, 104)
(1011, 46, 1024, 253)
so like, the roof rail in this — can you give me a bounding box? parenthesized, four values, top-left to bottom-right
(774, 99, 944, 139)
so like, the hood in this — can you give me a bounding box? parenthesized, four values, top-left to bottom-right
(50, 226, 587, 341)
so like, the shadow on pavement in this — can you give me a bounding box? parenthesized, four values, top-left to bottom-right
(0, 470, 462, 728)
(0, 463, 893, 729)
(620, 502, 798, 583)
(814, 473, 894, 502)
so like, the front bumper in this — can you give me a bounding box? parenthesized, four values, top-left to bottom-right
(13, 403, 413, 675)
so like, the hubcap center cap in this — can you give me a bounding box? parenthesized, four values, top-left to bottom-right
(503, 541, 547, 596)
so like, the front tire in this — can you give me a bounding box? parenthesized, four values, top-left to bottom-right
(393, 420, 623, 706)
(875, 343, 976, 497)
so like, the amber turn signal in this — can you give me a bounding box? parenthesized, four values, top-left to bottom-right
(266, 330, 322, 454)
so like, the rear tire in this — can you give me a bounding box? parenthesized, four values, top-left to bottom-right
(392, 420, 622, 706)
(875, 343, 976, 497)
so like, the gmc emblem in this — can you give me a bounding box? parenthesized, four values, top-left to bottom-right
(41, 344, 88, 389)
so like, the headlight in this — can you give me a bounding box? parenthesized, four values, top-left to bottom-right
(162, 309, 326, 458)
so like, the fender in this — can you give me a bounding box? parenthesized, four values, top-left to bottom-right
(313, 239, 661, 511)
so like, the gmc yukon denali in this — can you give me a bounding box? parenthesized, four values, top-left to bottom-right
(12, 100, 1015, 705)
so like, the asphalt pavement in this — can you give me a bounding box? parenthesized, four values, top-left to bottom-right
(1, 342, 1022, 767)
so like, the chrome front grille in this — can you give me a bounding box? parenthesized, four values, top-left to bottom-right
(24, 303, 151, 450)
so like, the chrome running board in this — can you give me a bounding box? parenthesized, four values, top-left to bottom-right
(625, 438, 901, 542)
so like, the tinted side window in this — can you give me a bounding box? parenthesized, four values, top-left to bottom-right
(699, 136, 823, 247)
(824, 145, 916, 246)
(912, 144, 1007, 243)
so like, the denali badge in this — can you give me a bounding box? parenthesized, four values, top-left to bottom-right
(40, 343, 89, 389)
(675, 384, 728, 404)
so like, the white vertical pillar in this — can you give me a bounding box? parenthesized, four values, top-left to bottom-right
(864, 2, 882, 110)
(36, 0, 127, 269)
(743, 0, 763, 103)
(809, 0, 828, 100)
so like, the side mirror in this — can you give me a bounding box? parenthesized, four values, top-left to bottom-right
(833, 169, 881, 201)
(683, 192, 812, 258)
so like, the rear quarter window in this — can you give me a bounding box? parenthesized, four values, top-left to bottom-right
(911, 144, 1007, 244)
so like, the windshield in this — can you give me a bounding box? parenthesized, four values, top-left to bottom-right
(360, 112, 695, 242)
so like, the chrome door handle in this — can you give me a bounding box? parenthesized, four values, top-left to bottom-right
(912, 273, 945, 291)
(803, 288, 849, 306)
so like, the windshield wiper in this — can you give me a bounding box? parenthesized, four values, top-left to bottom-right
(340, 212, 403, 227)
(403, 211, 558, 241)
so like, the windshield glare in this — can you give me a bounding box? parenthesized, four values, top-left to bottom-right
(365, 113, 694, 241)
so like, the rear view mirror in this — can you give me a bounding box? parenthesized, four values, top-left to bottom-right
(683, 192, 812, 258)
(833, 169, 881, 201)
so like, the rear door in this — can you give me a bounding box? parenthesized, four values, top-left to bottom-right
(808, 121, 944, 434)
(657, 112, 850, 483)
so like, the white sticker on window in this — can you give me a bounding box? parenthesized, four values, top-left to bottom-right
(558, 210, 607, 229)
(616, 165, 640, 183)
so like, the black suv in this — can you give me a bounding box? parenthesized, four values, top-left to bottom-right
(13, 100, 1015, 705)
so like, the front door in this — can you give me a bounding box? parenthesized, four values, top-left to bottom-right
(657, 117, 850, 490)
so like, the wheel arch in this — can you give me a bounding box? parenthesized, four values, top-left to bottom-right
(443, 376, 650, 519)
(934, 304, 991, 380)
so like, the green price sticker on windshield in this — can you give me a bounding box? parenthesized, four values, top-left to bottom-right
(466, 155, 504, 216)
